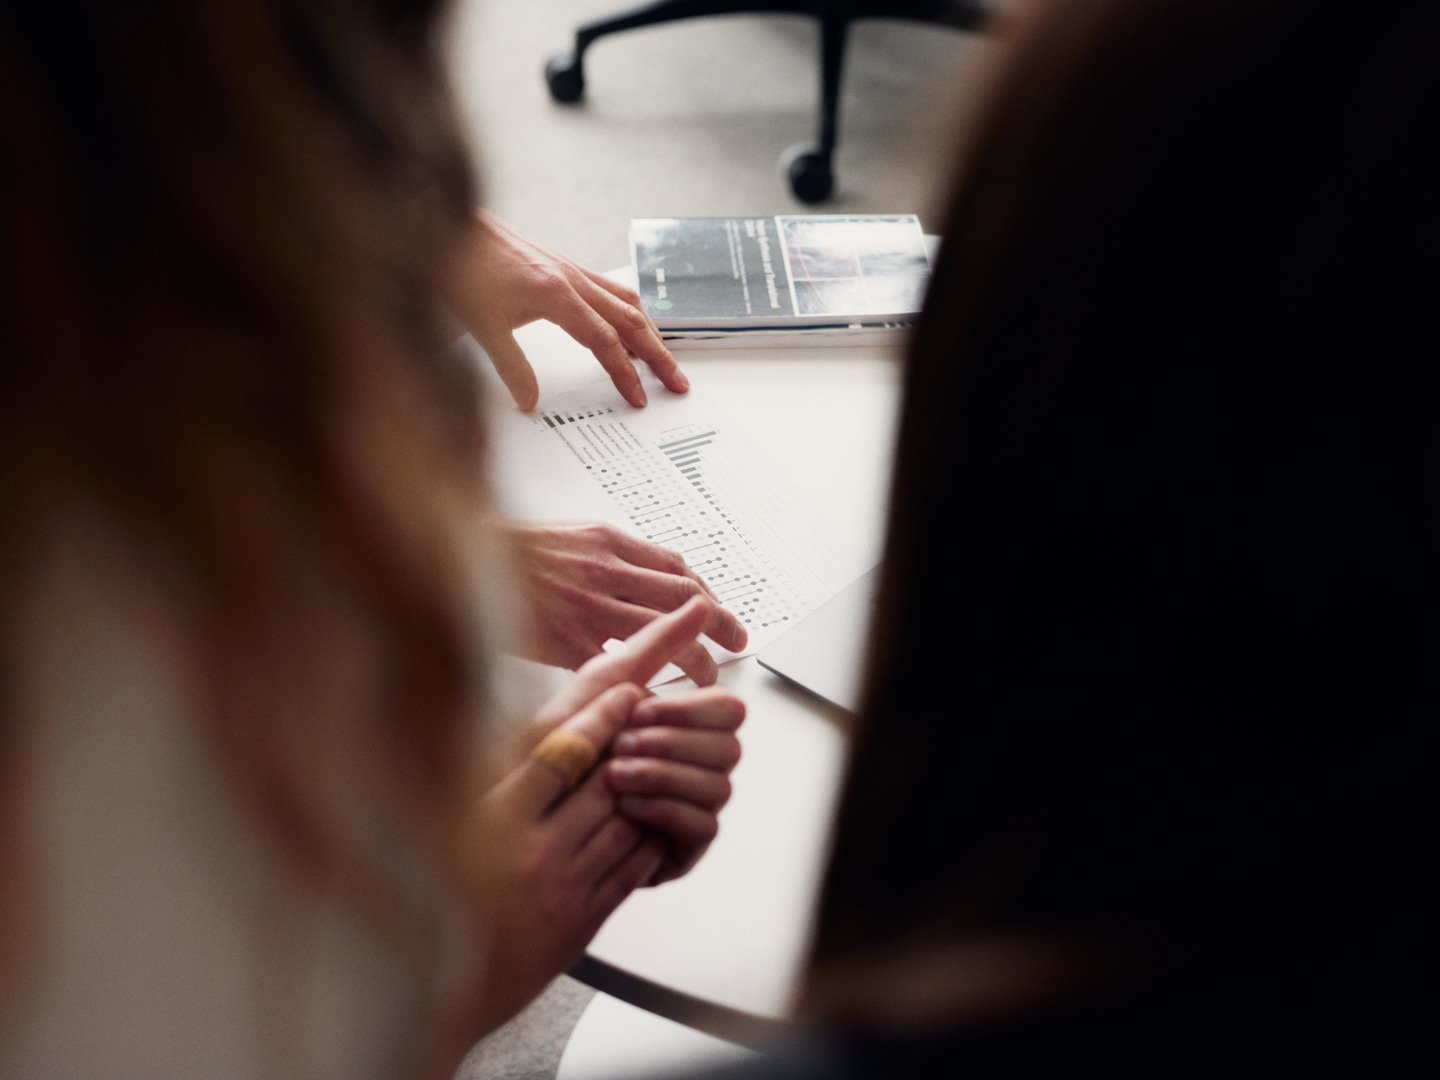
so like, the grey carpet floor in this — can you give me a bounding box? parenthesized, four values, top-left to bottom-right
(455, 976, 598, 1080)
(448, 0, 996, 272)
(445, 2, 995, 1076)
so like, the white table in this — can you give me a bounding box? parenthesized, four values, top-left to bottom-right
(483, 313, 903, 1074)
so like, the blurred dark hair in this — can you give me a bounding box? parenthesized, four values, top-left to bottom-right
(0, 0, 487, 1051)
(810, 0, 1438, 1009)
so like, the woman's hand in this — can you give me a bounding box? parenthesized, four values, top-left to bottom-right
(471, 682, 664, 1032)
(469, 598, 743, 1029)
(608, 686, 745, 885)
(500, 518, 748, 685)
(445, 211, 687, 410)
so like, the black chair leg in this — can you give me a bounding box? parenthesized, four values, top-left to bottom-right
(786, 2, 850, 203)
(546, 0, 815, 104)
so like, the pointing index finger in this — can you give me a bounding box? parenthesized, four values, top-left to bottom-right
(532, 597, 711, 728)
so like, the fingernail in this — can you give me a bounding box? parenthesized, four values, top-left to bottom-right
(674, 370, 690, 391)
(634, 387, 648, 407)
(613, 732, 640, 755)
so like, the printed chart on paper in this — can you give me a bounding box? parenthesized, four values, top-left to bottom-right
(509, 385, 859, 657)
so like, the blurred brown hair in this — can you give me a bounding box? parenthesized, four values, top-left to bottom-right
(0, 0, 490, 1049)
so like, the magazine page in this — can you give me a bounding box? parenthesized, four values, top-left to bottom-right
(775, 214, 930, 322)
(632, 214, 930, 329)
(632, 217, 795, 327)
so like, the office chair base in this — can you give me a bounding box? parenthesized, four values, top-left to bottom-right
(785, 147, 835, 204)
(545, 1, 989, 195)
(545, 53, 586, 103)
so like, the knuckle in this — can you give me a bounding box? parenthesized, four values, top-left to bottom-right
(575, 554, 615, 588)
(578, 522, 610, 543)
(624, 729, 659, 755)
(536, 268, 570, 295)
(602, 684, 643, 718)
(669, 576, 704, 606)
(595, 324, 623, 351)
(622, 304, 647, 327)
(629, 759, 661, 784)
(590, 522, 624, 550)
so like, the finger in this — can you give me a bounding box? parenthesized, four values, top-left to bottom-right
(579, 269, 663, 337)
(628, 688, 746, 733)
(533, 597, 710, 726)
(482, 330, 540, 412)
(597, 530, 722, 602)
(627, 576, 743, 650)
(580, 267, 646, 311)
(540, 526, 742, 649)
(650, 862, 696, 888)
(591, 833, 668, 916)
(669, 637, 719, 688)
(541, 282, 648, 407)
(608, 571, 745, 653)
(616, 796, 719, 872)
(546, 595, 715, 684)
(570, 812, 646, 883)
(500, 683, 644, 819)
(582, 568, 744, 656)
(554, 764, 639, 854)
(610, 728, 742, 772)
(544, 593, 714, 685)
(572, 275, 688, 395)
(567, 594, 670, 650)
(607, 758, 733, 810)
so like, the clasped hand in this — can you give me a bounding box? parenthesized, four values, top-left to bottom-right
(468, 598, 744, 1030)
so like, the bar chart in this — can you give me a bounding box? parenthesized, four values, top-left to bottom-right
(523, 397, 856, 649)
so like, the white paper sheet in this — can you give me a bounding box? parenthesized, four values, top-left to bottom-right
(488, 365, 861, 665)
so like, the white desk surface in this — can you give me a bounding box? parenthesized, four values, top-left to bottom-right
(483, 309, 902, 1069)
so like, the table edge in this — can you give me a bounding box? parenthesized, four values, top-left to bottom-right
(569, 954, 795, 1052)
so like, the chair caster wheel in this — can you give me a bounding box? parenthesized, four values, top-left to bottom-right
(545, 53, 585, 103)
(786, 149, 834, 203)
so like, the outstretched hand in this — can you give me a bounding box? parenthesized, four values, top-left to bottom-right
(501, 519, 747, 685)
(445, 211, 688, 410)
(469, 599, 744, 1030)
